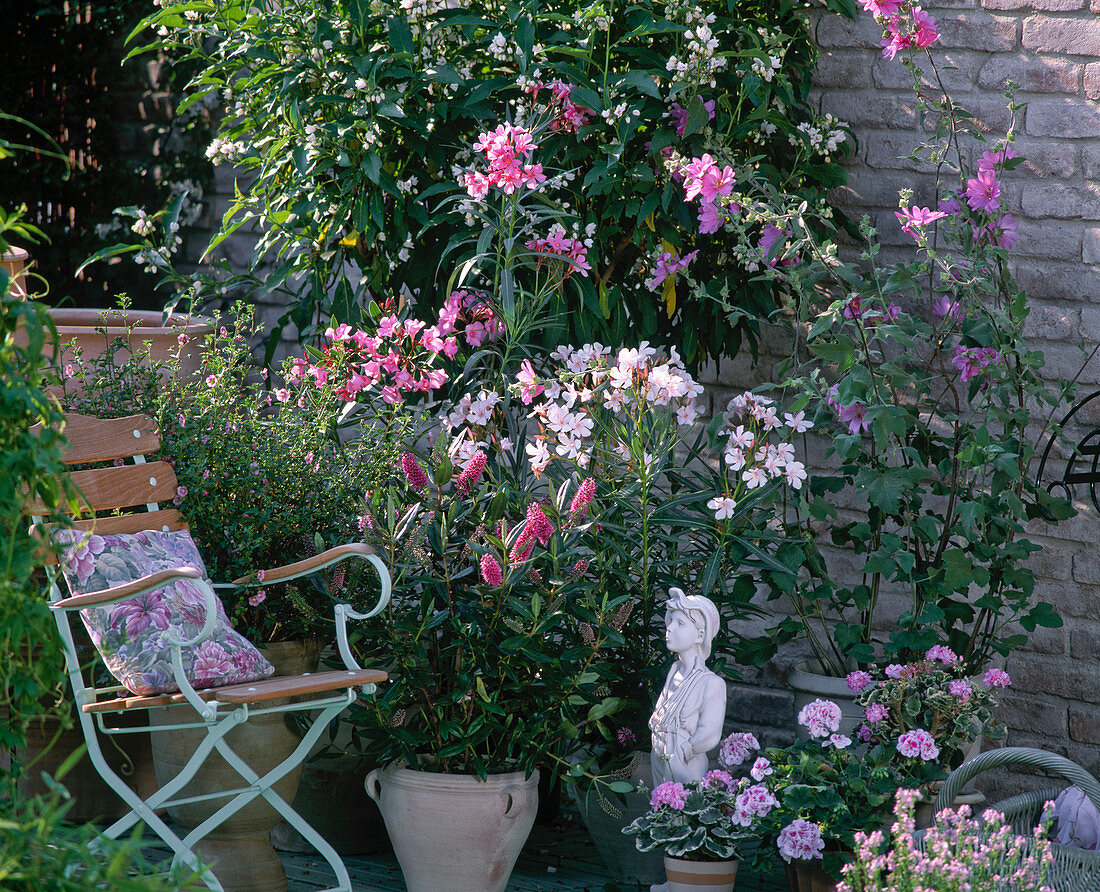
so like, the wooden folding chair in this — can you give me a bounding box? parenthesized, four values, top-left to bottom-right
(29, 412, 391, 892)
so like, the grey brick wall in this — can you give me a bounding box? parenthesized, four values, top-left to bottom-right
(704, 0, 1100, 793)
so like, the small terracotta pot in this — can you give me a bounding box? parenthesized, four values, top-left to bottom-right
(664, 855, 738, 891)
(1, 246, 29, 298)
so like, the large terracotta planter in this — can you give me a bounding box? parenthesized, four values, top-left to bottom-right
(569, 754, 667, 885)
(48, 307, 214, 380)
(665, 855, 738, 892)
(149, 640, 318, 892)
(365, 761, 539, 892)
(787, 660, 863, 738)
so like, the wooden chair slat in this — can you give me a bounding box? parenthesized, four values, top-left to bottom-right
(27, 460, 179, 514)
(34, 511, 189, 565)
(35, 413, 163, 464)
(213, 668, 388, 704)
(82, 669, 388, 713)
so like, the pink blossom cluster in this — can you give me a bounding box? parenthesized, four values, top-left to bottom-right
(948, 679, 972, 702)
(480, 553, 504, 586)
(509, 503, 556, 564)
(797, 698, 843, 739)
(733, 783, 778, 827)
(846, 670, 873, 693)
(290, 292, 499, 406)
(718, 731, 761, 768)
(569, 477, 596, 520)
(862, 0, 939, 60)
(644, 249, 699, 292)
(515, 342, 704, 475)
(523, 79, 592, 133)
(952, 345, 1003, 383)
(701, 769, 736, 791)
(464, 123, 546, 199)
(712, 392, 809, 506)
(925, 645, 958, 665)
(402, 453, 429, 490)
(750, 756, 773, 781)
(896, 728, 940, 761)
(894, 205, 947, 240)
(983, 667, 1011, 688)
(525, 223, 592, 279)
(777, 818, 826, 862)
(679, 153, 738, 235)
(650, 780, 689, 810)
(864, 702, 889, 723)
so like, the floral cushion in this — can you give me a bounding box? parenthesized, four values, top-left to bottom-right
(54, 528, 274, 696)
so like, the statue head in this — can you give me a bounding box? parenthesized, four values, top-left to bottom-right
(664, 587, 720, 659)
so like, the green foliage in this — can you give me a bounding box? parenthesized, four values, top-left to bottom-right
(624, 777, 752, 862)
(129, 0, 854, 362)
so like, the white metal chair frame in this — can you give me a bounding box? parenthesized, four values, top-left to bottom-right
(32, 413, 392, 892)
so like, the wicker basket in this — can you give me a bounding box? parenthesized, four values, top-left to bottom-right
(929, 747, 1100, 892)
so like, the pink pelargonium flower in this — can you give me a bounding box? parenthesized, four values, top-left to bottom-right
(797, 698, 842, 739)
(895, 205, 948, 240)
(401, 453, 429, 490)
(925, 645, 958, 665)
(701, 769, 735, 791)
(479, 553, 504, 587)
(865, 703, 889, 723)
(650, 781, 688, 810)
(718, 731, 760, 767)
(964, 168, 1001, 213)
(897, 728, 940, 761)
(983, 667, 1012, 688)
(777, 818, 825, 862)
(733, 784, 778, 827)
(846, 670, 873, 693)
(750, 757, 773, 781)
(948, 680, 972, 701)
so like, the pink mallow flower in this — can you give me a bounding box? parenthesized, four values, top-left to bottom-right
(964, 169, 1001, 213)
(777, 818, 825, 862)
(838, 402, 871, 435)
(479, 553, 504, 587)
(895, 205, 947, 240)
(897, 728, 940, 761)
(650, 781, 688, 810)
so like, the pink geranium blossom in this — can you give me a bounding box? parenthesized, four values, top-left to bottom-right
(797, 698, 842, 739)
(897, 728, 940, 761)
(777, 818, 825, 862)
(650, 781, 688, 810)
(847, 670, 873, 693)
(983, 667, 1012, 688)
(718, 731, 760, 767)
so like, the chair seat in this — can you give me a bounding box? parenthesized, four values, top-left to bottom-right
(83, 668, 388, 713)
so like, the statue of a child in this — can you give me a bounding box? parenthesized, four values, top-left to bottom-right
(649, 587, 727, 787)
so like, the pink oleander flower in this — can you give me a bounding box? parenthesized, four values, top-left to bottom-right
(798, 698, 842, 739)
(948, 680, 972, 701)
(925, 645, 958, 665)
(516, 359, 544, 405)
(897, 728, 940, 761)
(984, 667, 1012, 688)
(456, 451, 488, 495)
(718, 731, 760, 767)
(865, 703, 889, 723)
(650, 781, 688, 810)
(569, 477, 596, 520)
(479, 553, 504, 587)
(733, 783, 778, 826)
(401, 452, 429, 490)
(702, 769, 736, 791)
(847, 670, 873, 693)
(964, 168, 1001, 213)
(895, 205, 948, 239)
(777, 818, 825, 862)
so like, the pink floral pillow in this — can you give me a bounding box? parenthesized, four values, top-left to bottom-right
(55, 528, 274, 696)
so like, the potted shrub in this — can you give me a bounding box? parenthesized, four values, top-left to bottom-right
(624, 771, 762, 892)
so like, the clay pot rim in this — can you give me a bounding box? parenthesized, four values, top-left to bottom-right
(382, 759, 540, 788)
(49, 308, 215, 335)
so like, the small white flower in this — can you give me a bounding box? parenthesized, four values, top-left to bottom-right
(707, 495, 738, 520)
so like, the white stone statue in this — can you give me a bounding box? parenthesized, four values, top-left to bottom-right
(649, 587, 727, 788)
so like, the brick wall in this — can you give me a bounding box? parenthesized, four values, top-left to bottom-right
(704, 0, 1100, 791)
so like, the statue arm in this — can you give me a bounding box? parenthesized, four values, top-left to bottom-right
(684, 676, 727, 760)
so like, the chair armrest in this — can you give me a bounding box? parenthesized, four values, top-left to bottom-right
(231, 542, 380, 586)
(51, 567, 204, 610)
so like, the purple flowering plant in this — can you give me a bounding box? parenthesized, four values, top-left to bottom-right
(623, 770, 765, 862)
(702, 0, 1077, 676)
(719, 699, 920, 881)
(849, 648, 1008, 781)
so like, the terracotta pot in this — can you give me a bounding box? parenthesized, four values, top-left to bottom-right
(365, 762, 539, 892)
(787, 660, 864, 738)
(568, 754, 667, 885)
(149, 639, 319, 892)
(47, 307, 214, 381)
(664, 855, 738, 892)
(786, 859, 838, 892)
(1, 246, 29, 298)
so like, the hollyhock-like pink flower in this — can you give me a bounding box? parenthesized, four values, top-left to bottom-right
(859, 0, 902, 17)
(838, 402, 871, 435)
(650, 781, 688, 810)
(401, 453, 429, 490)
(978, 145, 1019, 173)
(932, 295, 963, 322)
(248, 589, 267, 607)
(897, 728, 940, 761)
(895, 205, 948, 239)
(456, 451, 488, 495)
(880, 18, 912, 60)
(964, 169, 1001, 213)
(668, 99, 716, 137)
(797, 698, 842, 739)
(912, 7, 939, 47)
(479, 553, 504, 586)
(847, 670, 873, 693)
(777, 818, 825, 862)
(984, 667, 1012, 688)
(569, 477, 596, 519)
(718, 731, 760, 767)
(953, 345, 1003, 382)
(644, 250, 699, 292)
(757, 225, 788, 266)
